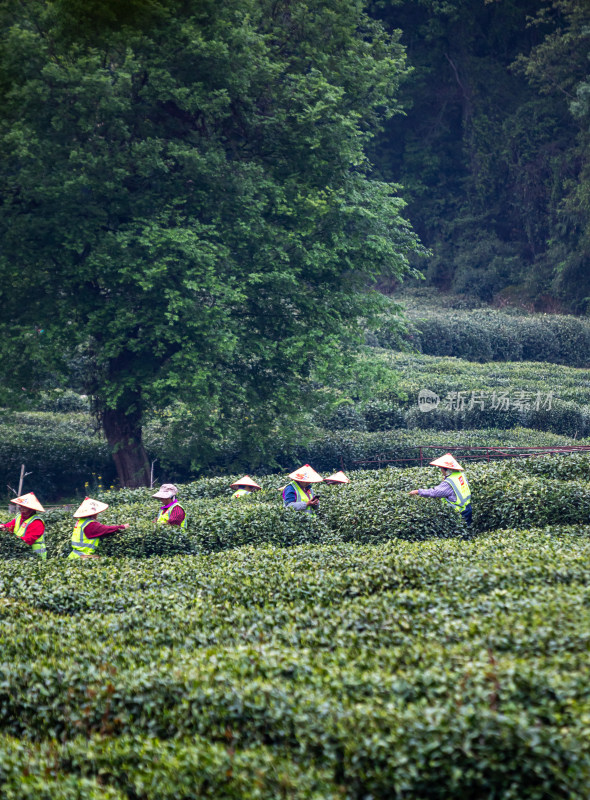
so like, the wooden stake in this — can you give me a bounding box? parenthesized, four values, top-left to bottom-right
(17, 464, 25, 497)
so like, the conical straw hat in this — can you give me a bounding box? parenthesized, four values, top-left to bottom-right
(429, 453, 463, 471)
(230, 475, 262, 490)
(288, 464, 323, 483)
(73, 497, 109, 518)
(11, 492, 45, 513)
(152, 483, 178, 499)
(323, 471, 350, 484)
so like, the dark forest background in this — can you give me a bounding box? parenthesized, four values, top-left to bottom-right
(370, 0, 590, 313)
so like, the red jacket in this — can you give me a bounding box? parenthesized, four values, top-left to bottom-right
(83, 521, 126, 538)
(3, 517, 45, 545)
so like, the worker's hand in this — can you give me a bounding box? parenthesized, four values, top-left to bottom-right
(307, 497, 319, 507)
(408, 489, 420, 496)
(121, 523, 130, 530)
(0, 524, 6, 531)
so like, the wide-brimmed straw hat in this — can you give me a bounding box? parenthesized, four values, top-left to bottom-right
(429, 453, 463, 471)
(11, 492, 45, 513)
(323, 471, 350, 484)
(287, 464, 323, 483)
(73, 497, 109, 518)
(152, 483, 179, 499)
(230, 475, 262, 490)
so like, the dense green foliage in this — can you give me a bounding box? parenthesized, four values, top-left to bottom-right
(371, 0, 590, 311)
(2, 454, 590, 795)
(0, 0, 420, 486)
(0, 412, 115, 499)
(2, 0, 589, 789)
(333, 351, 590, 438)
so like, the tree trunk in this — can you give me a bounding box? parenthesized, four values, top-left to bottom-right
(102, 406, 151, 488)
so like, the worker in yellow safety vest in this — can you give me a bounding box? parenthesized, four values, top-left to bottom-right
(0, 492, 47, 559)
(282, 464, 322, 513)
(152, 484, 187, 529)
(231, 475, 262, 498)
(68, 497, 130, 559)
(409, 452, 472, 526)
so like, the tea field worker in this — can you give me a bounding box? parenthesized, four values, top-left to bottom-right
(152, 484, 187, 529)
(408, 453, 472, 526)
(283, 464, 323, 512)
(231, 476, 262, 499)
(323, 471, 350, 485)
(68, 497, 130, 560)
(0, 492, 47, 560)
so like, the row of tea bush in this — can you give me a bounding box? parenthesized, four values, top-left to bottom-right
(0, 527, 589, 797)
(369, 303, 590, 366)
(2, 452, 589, 559)
(3, 344, 589, 496)
(1, 402, 583, 498)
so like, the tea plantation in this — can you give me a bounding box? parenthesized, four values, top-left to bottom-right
(1, 455, 590, 797)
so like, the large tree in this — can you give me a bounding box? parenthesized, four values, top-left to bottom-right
(0, 0, 420, 486)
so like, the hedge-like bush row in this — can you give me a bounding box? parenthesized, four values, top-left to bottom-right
(0, 412, 115, 499)
(2, 452, 589, 560)
(322, 350, 590, 436)
(2, 345, 589, 496)
(337, 396, 590, 438)
(2, 490, 462, 561)
(280, 426, 585, 473)
(370, 306, 590, 366)
(402, 398, 590, 437)
(0, 734, 329, 799)
(386, 352, 590, 406)
(0, 529, 590, 796)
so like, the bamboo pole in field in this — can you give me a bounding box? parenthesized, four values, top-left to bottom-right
(17, 464, 25, 497)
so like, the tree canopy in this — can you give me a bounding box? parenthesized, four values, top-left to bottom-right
(0, 0, 420, 485)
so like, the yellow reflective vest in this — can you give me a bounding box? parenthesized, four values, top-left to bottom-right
(14, 513, 46, 559)
(69, 517, 98, 558)
(443, 471, 471, 513)
(284, 481, 316, 513)
(156, 501, 187, 530)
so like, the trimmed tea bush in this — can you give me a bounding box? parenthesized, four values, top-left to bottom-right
(372, 304, 590, 367)
(0, 412, 114, 499)
(0, 526, 590, 795)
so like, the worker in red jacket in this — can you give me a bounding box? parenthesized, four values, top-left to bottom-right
(0, 492, 47, 559)
(68, 497, 129, 559)
(152, 484, 187, 528)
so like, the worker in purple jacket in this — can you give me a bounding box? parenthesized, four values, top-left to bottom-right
(409, 453, 472, 526)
